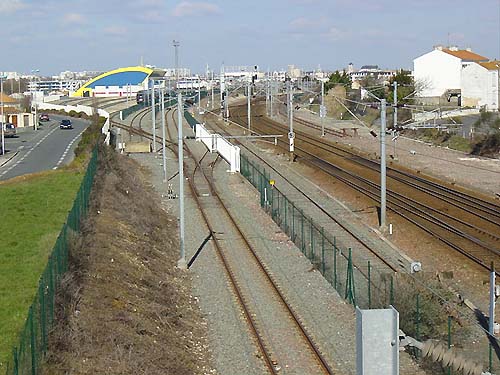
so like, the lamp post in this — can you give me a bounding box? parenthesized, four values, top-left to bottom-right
(31, 69, 40, 131)
(1, 75, 5, 155)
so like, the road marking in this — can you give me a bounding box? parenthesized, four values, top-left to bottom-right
(53, 129, 86, 170)
(1, 126, 60, 177)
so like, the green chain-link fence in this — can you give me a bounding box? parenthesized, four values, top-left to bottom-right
(5, 147, 99, 375)
(241, 153, 500, 372)
(240, 153, 395, 310)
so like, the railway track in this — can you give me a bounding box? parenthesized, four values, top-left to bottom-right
(202, 110, 402, 280)
(160, 107, 337, 374)
(230, 104, 500, 276)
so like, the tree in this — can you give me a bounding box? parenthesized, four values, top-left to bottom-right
(387, 69, 415, 104)
(325, 70, 351, 91)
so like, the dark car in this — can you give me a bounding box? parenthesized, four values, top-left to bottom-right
(1, 122, 16, 138)
(39, 114, 50, 122)
(60, 119, 73, 129)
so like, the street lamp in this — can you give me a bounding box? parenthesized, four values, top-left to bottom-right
(1, 74, 6, 155)
(31, 69, 40, 130)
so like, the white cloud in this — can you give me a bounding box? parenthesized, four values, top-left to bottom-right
(322, 27, 349, 41)
(104, 26, 128, 36)
(63, 13, 87, 25)
(289, 16, 327, 31)
(172, 1, 220, 17)
(0, 0, 26, 13)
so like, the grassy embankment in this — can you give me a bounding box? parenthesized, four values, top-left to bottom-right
(0, 115, 105, 369)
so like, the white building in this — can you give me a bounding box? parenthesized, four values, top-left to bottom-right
(348, 65, 396, 89)
(414, 46, 488, 97)
(287, 65, 301, 79)
(28, 80, 85, 94)
(462, 61, 500, 110)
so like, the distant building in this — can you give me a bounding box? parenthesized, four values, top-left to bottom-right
(462, 61, 500, 111)
(272, 71, 287, 82)
(28, 80, 85, 95)
(348, 65, 396, 89)
(287, 65, 302, 79)
(414, 45, 489, 98)
(73, 66, 165, 97)
(164, 68, 191, 79)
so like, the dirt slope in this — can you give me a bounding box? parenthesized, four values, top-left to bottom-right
(41, 147, 215, 375)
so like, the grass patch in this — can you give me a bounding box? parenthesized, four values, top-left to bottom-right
(0, 171, 83, 369)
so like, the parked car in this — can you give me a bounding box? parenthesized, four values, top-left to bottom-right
(39, 114, 50, 122)
(1, 122, 16, 137)
(60, 119, 73, 129)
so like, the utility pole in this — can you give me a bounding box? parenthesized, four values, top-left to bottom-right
(287, 79, 295, 161)
(247, 79, 251, 131)
(1, 76, 5, 155)
(490, 262, 496, 339)
(173, 40, 180, 87)
(380, 99, 387, 230)
(393, 81, 398, 130)
(320, 79, 325, 136)
(220, 64, 225, 120)
(211, 71, 214, 110)
(197, 76, 201, 113)
(270, 76, 274, 118)
(151, 79, 157, 152)
(160, 86, 167, 182)
(177, 92, 187, 269)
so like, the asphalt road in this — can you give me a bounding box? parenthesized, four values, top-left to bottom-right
(0, 114, 90, 181)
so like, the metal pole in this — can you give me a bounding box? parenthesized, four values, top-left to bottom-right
(393, 81, 398, 130)
(321, 79, 325, 136)
(247, 80, 251, 131)
(380, 99, 387, 230)
(489, 262, 496, 338)
(1, 76, 4, 155)
(211, 71, 214, 110)
(287, 79, 295, 161)
(151, 80, 157, 152)
(197, 77, 201, 112)
(270, 77, 273, 118)
(173, 40, 180, 87)
(177, 93, 186, 269)
(160, 87, 167, 182)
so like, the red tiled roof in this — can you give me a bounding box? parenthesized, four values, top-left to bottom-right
(478, 61, 500, 70)
(443, 49, 489, 62)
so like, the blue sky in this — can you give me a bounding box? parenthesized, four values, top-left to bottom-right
(1, 0, 499, 75)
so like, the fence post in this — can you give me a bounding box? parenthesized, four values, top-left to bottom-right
(301, 209, 305, 254)
(321, 227, 325, 276)
(39, 282, 46, 353)
(333, 237, 337, 290)
(390, 275, 394, 306)
(283, 195, 289, 234)
(13, 347, 19, 375)
(448, 316, 452, 375)
(416, 293, 420, 359)
(291, 202, 295, 241)
(29, 307, 36, 375)
(345, 248, 356, 305)
(310, 218, 314, 260)
(368, 261, 371, 309)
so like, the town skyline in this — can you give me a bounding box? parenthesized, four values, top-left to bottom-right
(1, 0, 499, 75)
